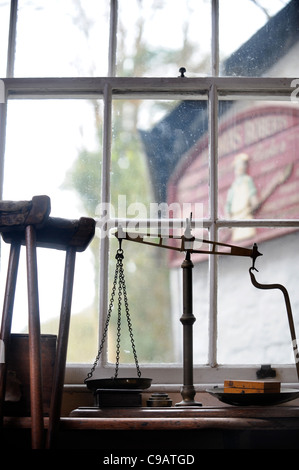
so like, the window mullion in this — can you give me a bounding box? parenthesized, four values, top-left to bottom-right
(208, 84, 219, 368)
(217, 219, 299, 228)
(3, 76, 296, 99)
(6, 0, 18, 79)
(108, 0, 118, 77)
(99, 83, 113, 366)
(0, 97, 6, 199)
(211, 0, 219, 76)
(0, 0, 17, 197)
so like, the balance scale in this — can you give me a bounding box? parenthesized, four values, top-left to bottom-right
(79, 215, 299, 411)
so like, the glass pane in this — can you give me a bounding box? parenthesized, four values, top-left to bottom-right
(117, 0, 211, 77)
(0, 2, 10, 77)
(220, 0, 296, 77)
(1, 99, 102, 363)
(107, 97, 209, 364)
(218, 99, 299, 247)
(111, 98, 209, 220)
(107, 235, 174, 364)
(105, 228, 210, 365)
(182, 228, 210, 365)
(218, 229, 299, 366)
(14, 0, 109, 77)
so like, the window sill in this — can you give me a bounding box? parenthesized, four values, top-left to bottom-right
(59, 383, 299, 417)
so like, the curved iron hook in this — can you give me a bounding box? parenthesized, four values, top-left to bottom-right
(249, 267, 299, 381)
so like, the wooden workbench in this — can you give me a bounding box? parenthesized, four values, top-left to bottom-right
(4, 405, 299, 431)
(3, 405, 299, 450)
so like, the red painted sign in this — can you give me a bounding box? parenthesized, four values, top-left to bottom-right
(168, 105, 299, 266)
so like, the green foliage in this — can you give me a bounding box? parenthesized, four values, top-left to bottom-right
(60, 96, 174, 364)
(63, 148, 102, 217)
(56, 0, 209, 365)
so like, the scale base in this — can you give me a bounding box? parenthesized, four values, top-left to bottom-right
(175, 400, 202, 407)
(175, 385, 202, 407)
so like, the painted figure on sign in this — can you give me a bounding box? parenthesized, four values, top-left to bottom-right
(226, 153, 258, 241)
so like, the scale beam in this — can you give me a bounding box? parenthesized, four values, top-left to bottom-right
(115, 220, 262, 406)
(115, 229, 262, 263)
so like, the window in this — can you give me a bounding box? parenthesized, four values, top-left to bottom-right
(0, 0, 299, 388)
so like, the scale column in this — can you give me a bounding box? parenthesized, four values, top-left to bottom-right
(176, 251, 202, 406)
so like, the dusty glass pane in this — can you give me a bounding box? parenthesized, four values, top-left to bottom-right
(108, 97, 209, 364)
(105, 228, 210, 365)
(169, 227, 210, 366)
(169, 253, 210, 366)
(218, 229, 299, 367)
(14, 0, 109, 77)
(220, 0, 296, 77)
(218, 99, 299, 241)
(4, 99, 101, 215)
(1, 99, 102, 363)
(106, 235, 174, 364)
(117, 0, 211, 77)
(111, 98, 209, 219)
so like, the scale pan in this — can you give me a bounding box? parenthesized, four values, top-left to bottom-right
(85, 377, 152, 391)
(206, 387, 299, 406)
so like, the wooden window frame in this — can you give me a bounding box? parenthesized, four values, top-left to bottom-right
(0, 0, 298, 388)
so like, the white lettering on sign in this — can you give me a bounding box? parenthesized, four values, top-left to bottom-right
(218, 115, 290, 156)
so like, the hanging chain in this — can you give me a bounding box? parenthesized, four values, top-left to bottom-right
(114, 252, 123, 378)
(85, 247, 141, 382)
(84, 250, 120, 382)
(117, 249, 141, 378)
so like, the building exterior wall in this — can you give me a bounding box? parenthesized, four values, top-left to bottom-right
(170, 232, 299, 366)
(167, 42, 299, 365)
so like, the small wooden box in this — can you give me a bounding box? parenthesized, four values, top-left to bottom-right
(224, 379, 281, 394)
(4, 333, 57, 416)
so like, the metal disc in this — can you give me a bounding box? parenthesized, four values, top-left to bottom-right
(206, 387, 299, 406)
(85, 377, 152, 391)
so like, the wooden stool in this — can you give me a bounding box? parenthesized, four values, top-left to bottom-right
(0, 196, 95, 448)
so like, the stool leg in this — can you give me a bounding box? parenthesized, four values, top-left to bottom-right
(26, 225, 44, 449)
(46, 247, 76, 449)
(0, 243, 20, 427)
